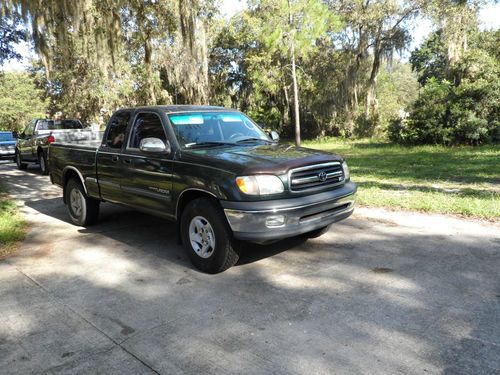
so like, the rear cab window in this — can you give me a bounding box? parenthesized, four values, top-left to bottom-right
(52, 120, 84, 130)
(36, 120, 55, 131)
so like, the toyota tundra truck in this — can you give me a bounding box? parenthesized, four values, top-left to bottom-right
(49, 105, 357, 273)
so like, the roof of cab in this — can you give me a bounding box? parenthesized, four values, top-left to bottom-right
(118, 105, 231, 113)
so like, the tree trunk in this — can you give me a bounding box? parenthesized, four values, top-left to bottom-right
(291, 47, 301, 147)
(282, 84, 290, 131)
(288, 0, 300, 147)
(144, 37, 156, 105)
(365, 38, 381, 120)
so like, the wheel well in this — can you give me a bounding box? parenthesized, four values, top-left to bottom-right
(62, 170, 82, 204)
(176, 190, 218, 221)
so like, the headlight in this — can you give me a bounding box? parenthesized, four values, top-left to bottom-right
(236, 175, 284, 195)
(342, 161, 350, 181)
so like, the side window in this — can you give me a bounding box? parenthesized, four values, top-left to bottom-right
(128, 113, 166, 149)
(104, 111, 131, 149)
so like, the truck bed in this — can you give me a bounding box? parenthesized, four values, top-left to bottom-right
(43, 130, 104, 145)
(49, 140, 101, 198)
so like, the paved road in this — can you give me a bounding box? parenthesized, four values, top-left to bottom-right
(0, 162, 499, 374)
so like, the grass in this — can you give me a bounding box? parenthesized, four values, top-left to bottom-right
(0, 183, 26, 258)
(304, 138, 500, 220)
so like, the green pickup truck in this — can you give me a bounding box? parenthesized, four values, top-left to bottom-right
(49, 105, 356, 273)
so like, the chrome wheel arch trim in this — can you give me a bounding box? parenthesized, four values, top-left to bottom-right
(175, 188, 218, 219)
(62, 166, 88, 195)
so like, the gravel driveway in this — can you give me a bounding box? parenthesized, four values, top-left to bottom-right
(1, 162, 499, 374)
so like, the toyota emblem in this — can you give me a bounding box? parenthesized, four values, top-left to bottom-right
(318, 171, 327, 182)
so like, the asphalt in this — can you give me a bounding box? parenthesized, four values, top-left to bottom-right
(0, 162, 499, 375)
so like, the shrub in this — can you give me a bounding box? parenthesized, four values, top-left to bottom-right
(388, 74, 499, 146)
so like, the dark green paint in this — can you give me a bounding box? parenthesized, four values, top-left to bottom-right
(49, 106, 349, 219)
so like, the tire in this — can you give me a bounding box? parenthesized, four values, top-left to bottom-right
(15, 150, 27, 170)
(38, 150, 49, 175)
(65, 178, 100, 226)
(180, 198, 239, 273)
(302, 225, 331, 239)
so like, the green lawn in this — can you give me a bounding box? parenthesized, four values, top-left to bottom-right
(0, 184, 26, 258)
(304, 138, 500, 220)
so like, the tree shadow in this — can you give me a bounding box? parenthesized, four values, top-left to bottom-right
(2, 217, 498, 374)
(357, 180, 497, 198)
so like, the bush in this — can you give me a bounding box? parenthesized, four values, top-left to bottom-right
(388, 74, 499, 146)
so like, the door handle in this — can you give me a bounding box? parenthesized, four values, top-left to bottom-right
(111, 155, 119, 162)
(123, 158, 131, 164)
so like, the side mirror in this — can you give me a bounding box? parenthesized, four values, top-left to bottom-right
(139, 138, 171, 154)
(270, 131, 280, 142)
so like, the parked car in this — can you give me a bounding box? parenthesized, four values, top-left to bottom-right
(49, 106, 357, 273)
(15, 119, 98, 174)
(0, 131, 17, 161)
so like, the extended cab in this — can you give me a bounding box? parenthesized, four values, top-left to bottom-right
(15, 118, 94, 174)
(49, 106, 357, 273)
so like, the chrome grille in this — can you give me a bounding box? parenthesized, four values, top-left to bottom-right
(289, 162, 344, 192)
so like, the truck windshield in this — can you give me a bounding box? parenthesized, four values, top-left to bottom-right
(168, 112, 270, 148)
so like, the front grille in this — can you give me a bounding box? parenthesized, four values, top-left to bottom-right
(289, 162, 344, 192)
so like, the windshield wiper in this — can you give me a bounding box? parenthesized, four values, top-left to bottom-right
(185, 141, 235, 148)
(235, 137, 272, 144)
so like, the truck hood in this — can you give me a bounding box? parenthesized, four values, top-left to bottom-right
(0, 141, 16, 146)
(179, 143, 343, 175)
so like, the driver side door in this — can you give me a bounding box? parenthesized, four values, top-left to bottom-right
(120, 111, 175, 218)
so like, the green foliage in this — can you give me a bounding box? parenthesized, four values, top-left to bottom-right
(0, 71, 47, 131)
(409, 31, 447, 85)
(389, 78, 453, 144)
(0, 184, 26, 257)
(392, 29, 500, 146)
(1, 0, 496, 147)
(368, 61, 419, 136)
(0, 8, 25, 66)
(305, 138, 500, 219)
(255, 0, 339, 57)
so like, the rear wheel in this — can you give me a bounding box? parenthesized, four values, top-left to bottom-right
(38, 150, 49, 175)
(15, 150, 27, 170)
(65, 178, 100, 226)
(180, 198, 239, 273)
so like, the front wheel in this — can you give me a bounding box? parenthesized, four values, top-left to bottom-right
(180, 198, 239, 273)
(65, 178, 100, 226)
(15, 151, 27, 170)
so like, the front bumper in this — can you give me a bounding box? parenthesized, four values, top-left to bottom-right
(0, 149, 15, 160)
(222, 181, 357, 242)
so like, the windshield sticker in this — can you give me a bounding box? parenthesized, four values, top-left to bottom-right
(170, 115, 204, 125)
(220, 115, 243, 122)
